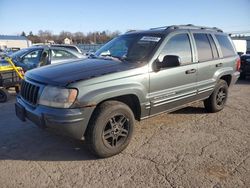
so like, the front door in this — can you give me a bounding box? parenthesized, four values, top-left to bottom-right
(149, 32, 198, 115)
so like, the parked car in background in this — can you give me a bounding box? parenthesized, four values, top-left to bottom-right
(51, 44, 83, 54)
(240, 54, 250, 79)
(78, 44, 103, 56)
(0, 49, 4, 58)
(5, 47, 20, 53)
(237, 52, 244, 56)
(4, 46, 86, 71)
(0, 47, 20, 59)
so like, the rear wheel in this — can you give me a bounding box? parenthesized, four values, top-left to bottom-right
(85, 101, 134, 158)
(204, 79, 228, 113)
(0, 88, 10, 103)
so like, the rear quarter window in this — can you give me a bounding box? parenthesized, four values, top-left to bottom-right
(215, 35, 236, 57)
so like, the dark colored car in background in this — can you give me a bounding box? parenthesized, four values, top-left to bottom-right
(240, 54, 250, 79)
(2, 46, 86, 71)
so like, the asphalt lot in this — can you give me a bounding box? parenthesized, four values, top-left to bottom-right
(0, 80, 249, 188)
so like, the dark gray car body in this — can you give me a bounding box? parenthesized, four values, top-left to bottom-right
(16, 26, 240, 140)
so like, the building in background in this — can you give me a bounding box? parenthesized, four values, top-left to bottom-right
(232, 40, 247, 54)
(64, 37, 72, 44)
(230, 31, 250, 54)
(0, 35, 31, 50)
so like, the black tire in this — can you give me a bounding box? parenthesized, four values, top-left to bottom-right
(0, 88, 10, 103)
(204, 79, 228, 113)
(85, 101, 135, 158)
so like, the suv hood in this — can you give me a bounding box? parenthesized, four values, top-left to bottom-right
(26, 58, 138, 86)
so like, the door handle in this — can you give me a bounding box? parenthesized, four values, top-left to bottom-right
(185, 69, 196, 74)
(216, 63, 223, 67)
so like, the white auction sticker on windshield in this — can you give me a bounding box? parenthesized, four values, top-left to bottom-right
(140, 36, 161, 42)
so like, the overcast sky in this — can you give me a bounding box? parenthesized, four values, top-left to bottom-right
(0, 0, 249, 35)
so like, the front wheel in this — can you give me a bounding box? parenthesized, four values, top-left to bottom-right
(85, 101, 134, 158)
(204, 79, 228, 113)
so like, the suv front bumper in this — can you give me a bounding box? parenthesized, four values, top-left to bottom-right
(15, 96, 95, 140)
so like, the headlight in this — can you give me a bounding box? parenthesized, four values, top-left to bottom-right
(38, 86, 78, 108)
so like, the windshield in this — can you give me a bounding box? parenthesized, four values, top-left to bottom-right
(95, 34, 163, 62)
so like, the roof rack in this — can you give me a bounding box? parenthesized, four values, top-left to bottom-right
(150, 24, 223, 32)
(150, 26, 169, 30)
(126, 30, 142, 33)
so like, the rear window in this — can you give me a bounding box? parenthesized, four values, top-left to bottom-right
(215, 35, 236, 57)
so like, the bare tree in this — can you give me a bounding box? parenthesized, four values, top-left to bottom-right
(38, 30, 53, 43)
(25, 29, 121, 44)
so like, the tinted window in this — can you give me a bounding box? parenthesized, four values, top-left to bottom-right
(162, 33, 192, 64)
(193, 33, 213, 62)
(207, 34, 219, 59)
(215, 35, 235, 57)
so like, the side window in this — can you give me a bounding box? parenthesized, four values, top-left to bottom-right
(161, 33, 192, 65)
(193, 33, 213, 62)
(215, 35, 236, 57)
(207, 34, 219, 59)
(51, 49, 76, 60)
(22, 50, 42, 65)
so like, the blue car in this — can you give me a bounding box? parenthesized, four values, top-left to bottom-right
(2, 46, 86, 71)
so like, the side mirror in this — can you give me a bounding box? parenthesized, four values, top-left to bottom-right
(154, 55, 181, 71)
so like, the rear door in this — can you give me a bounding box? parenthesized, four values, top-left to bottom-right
(191, 32, 220, 99)
(149, 31, 198, 115)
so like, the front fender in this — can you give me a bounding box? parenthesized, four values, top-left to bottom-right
(77, 82, 147, 107)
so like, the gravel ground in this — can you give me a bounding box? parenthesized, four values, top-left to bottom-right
(0, 80, 249, 188)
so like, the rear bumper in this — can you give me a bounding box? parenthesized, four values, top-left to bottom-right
(15, 96, 95, 140)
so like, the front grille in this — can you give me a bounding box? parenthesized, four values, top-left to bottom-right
(20, 80, 40, 105)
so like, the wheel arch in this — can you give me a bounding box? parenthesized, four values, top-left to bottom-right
(93, 94, 141, 121)
(219, 74, 232, 86)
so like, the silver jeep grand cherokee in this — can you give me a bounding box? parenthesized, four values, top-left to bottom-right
(15, 24, 240, 158)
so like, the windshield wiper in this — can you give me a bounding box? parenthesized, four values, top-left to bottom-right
(101, 54, 128, 62)
(89, 53, 129, 62)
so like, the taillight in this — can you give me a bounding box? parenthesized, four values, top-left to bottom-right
(236, 58, 241, 71)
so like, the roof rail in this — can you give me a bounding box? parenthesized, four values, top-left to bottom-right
(150, 24, 223, 32)
(150, 26, 169, 30)
(126, 30, 142, 33)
